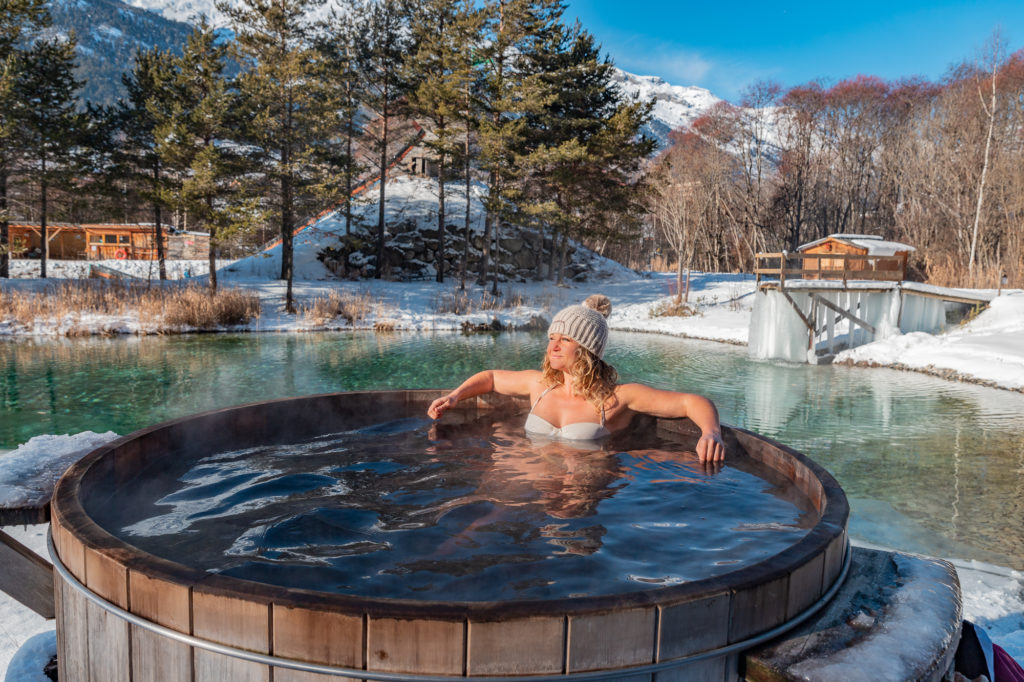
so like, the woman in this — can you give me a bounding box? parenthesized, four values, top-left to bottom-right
(427, 295, 726, 462)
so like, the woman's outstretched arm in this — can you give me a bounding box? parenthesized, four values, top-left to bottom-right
(427, 370, 540, 419)
(617, 384, 726, 462)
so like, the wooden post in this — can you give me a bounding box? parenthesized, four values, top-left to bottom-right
(0, 528, 55, 619)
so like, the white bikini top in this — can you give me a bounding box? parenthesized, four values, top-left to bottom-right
(524, 385, 610, 441)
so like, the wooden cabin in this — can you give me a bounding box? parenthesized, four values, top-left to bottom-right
(797, 234, 914, 281)
(7, 223, 208, 261)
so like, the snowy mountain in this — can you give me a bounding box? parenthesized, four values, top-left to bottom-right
(53, 0, 725, 141)
(611, 69, 722, 150)
(51, 0, 194, 104)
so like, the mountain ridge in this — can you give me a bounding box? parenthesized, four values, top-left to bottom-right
(53, 0, 723, 142)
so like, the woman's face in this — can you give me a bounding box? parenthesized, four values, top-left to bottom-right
(546, 333, 579, 372)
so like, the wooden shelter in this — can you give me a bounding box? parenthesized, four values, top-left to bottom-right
(796, 234, 914, 281)
(7, 223, 208, 261)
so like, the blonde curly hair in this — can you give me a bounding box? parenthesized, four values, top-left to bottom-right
(541, 346, 618, 413)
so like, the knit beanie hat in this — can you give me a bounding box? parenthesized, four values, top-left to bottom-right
(548, 294, 612, 359)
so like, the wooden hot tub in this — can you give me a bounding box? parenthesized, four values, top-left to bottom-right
(49, 390, 849, 682)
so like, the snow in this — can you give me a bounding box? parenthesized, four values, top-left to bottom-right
(836, 292, 1024, 391)
(788, 550, 961, 682)
(0, 432, 119, 510)
(3, 631, 54, 682)
(799, 234, 917, 257)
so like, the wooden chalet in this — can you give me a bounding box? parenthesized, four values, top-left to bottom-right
(796, 234, 914, 281)
(7, 223, 208, 261)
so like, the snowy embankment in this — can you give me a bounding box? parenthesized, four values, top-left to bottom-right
(835, 292, 1024, 392)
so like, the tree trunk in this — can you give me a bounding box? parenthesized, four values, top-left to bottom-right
(207, 195, 217, 292)
(491, 211, 501, 295)
(460, 127, 471, 291)
(153, 162, 166, 281)
(675, 258, 683, 305)
(436, 139, 446, 283)
(478, 175, 493, 285)
(40, 177, 48, 279)
(0, 172, 8, 279)
(969, 63, 998, 285)
(555, 232, 567, 286)
(376, 85, 390, 280)
(282, 173, 294, 312)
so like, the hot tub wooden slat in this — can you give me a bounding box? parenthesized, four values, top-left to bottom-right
(85, 546, 128, 609)
(728, 573, 789, 643)
(130, 626, 191, 682)
(568, 607, 656, 672)
(658, 592, 730, 661)
(57, 576, 90, 682)
(785, 552, 825, 621)
(367, 616, 464, 674)
(129, 571, 190, 632)
(467, 616, 565, 675)
(193, 591, 270, 652)
(273, 605, 363, 667)
(55, 517, 86, 582)
(823, 528, 847, 588)
(86, 597, 130, 682)
(194, 650, 269, 682)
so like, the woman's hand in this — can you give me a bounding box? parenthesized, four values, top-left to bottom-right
(427, 394, 458, 420)
(696, 431, 725, 463)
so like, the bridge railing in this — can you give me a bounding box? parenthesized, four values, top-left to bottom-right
(755, 251, 906, 287)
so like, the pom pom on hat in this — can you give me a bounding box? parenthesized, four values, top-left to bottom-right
(548, 294, 611, 359)
(583, 294, 612, 318)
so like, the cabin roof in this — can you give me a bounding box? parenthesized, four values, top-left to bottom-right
(798, 233, 916, 257)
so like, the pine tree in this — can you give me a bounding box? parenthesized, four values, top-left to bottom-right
(315, 0, 366, 236)
(221, 0, 331, 309)
(155, 17, 235, 291)
(476, 0, 563, 291)
(519, 23, 653, 283)
(0, 0, 49, 278)
(117, 47, 177, 280)
(16, 33, 84, 278)
(405, 0, 483, 283)
(356, 0, 412, 279)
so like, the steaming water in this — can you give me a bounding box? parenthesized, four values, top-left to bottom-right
(90, 415, 813, 600)
(3, 331, 1024, 569)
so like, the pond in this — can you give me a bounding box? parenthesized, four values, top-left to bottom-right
(2, 331, 1023, 569)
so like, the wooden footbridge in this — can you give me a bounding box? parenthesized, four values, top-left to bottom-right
(751, 249, 994, 363)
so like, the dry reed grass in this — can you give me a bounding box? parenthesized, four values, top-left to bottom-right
(648, 299, 701, 318)
(920, 255, 1011, 289)
(301, 289, 376, 325)
(432, 288, 520, 315)
(0, 281, 260, 333)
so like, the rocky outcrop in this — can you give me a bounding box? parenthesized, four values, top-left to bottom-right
(317, 221, 597, 282)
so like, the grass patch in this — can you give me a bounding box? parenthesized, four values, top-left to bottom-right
(649, 299, 702, 318)
(301, 289, 376, 325)
(0, 281, 261, 333)
(432, 288, 524, 315)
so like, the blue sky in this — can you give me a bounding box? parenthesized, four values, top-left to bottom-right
(563, 0, 1023, 102)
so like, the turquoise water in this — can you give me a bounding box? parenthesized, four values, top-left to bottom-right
(3, 331, 1024, 568)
